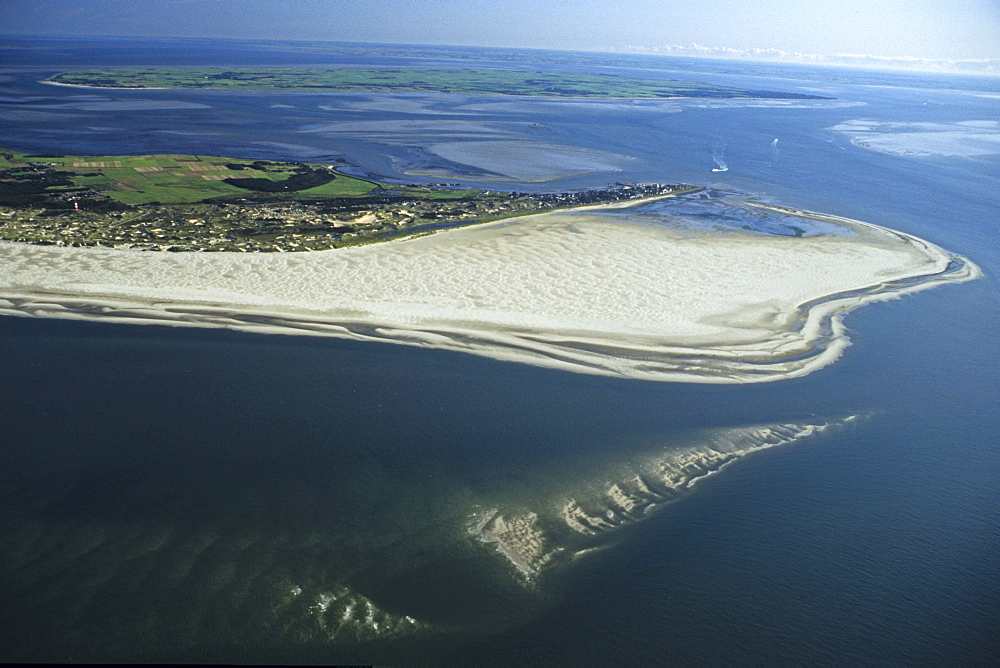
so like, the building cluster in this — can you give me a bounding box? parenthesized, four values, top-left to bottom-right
(0, 183, 697, 252)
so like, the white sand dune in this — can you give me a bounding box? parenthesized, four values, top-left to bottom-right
(0, 197, 979, 383)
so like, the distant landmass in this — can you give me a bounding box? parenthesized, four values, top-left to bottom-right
(46, 67, 832, 99)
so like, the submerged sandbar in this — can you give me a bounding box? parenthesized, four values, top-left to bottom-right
(472, 417, 854, 578)
(0, 192, 979, 383)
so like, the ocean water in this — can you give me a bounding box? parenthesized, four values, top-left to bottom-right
(0, 38, 997, 664)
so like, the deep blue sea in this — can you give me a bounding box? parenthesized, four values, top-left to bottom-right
(0, 37, 997, 664)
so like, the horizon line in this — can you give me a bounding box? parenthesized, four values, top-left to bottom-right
(3, 32, 998, 77)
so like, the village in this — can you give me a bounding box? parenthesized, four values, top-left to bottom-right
(0, 182, 697, 252)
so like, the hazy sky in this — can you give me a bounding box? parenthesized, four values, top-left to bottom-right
(2, 0, 998, 60)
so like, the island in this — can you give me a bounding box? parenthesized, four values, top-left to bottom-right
(0, 149, 980, 385)
(45, 67, 832, 99)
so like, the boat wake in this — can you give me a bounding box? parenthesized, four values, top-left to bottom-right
(712, 142, 729, 172)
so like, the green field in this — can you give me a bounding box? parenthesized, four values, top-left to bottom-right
(0, 149, 378, 206)
(46, 67, 829, 99)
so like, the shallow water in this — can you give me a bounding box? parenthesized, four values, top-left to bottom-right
(582, 188, 859, 237)
(0, 38, 997, 663)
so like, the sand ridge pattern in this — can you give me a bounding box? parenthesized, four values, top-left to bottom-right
(0, 521, 428, 659)
(0, 193, 979, 383)
(471, 417, 857, 579)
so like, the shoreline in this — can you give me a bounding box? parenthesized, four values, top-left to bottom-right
(40, 79, 173, 91)
(0, 198, 980, 384)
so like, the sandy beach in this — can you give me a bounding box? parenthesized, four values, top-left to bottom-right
(0, 199, 979, 383)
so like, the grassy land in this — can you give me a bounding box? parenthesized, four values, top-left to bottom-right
(0, 148, 379, 207)
(46, 67, 830, 99)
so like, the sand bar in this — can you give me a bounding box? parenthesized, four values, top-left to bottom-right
(0, 196, 979, 383)
(472, 417, 857, 577)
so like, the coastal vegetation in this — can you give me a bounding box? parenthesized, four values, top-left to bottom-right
(46, 67, 832, 99)
(0, 147, 696, 252)
(0, 150, 378, 207)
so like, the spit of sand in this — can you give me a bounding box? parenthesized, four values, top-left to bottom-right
(0, 198, 978, 382)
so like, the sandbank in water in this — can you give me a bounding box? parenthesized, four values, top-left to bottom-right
(471, 416, 859, 578)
